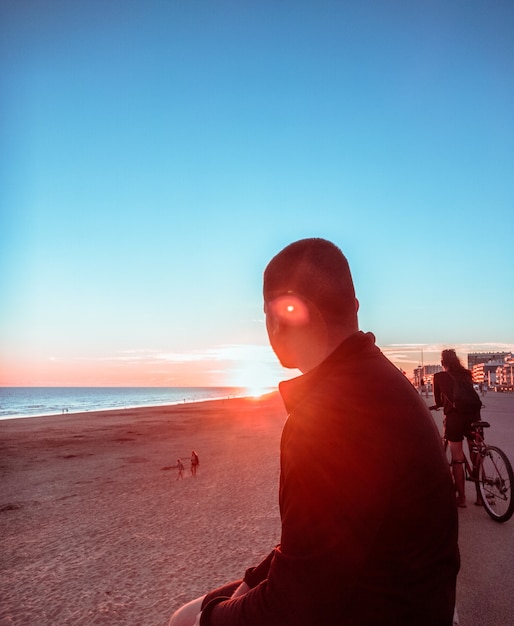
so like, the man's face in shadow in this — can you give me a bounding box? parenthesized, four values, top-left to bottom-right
(264, 294, 310, 369)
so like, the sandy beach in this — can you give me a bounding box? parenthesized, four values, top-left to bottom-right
(2, 391, 514, 626)
(0, 394, 286, 625)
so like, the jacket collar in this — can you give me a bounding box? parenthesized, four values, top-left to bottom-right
(279, 331, 376, 412)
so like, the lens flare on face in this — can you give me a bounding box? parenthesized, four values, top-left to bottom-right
(268, 295, 309, 325)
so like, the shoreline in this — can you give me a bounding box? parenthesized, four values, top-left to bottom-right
(0, 388, 274, 422)
(0, 391, 282, 430)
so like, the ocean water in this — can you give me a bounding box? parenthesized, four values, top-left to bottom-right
(0, 387, 251, 420)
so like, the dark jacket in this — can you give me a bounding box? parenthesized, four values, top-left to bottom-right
(433, 369, 478, 416)
(203, 332, 460, 626)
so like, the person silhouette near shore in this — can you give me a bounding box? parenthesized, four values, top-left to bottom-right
(169, 238, 459, 626)
(190, 451, 199, 477)
(176, 459, 184, 480)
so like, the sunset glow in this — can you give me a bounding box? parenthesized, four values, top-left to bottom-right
(1, 2, 512, 388)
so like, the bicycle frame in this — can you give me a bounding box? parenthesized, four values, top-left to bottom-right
(442, 419, 513, 522)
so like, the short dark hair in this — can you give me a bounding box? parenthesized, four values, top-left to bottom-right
(263, 238, 356, 324)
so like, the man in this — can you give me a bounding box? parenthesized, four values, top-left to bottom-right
(170, 238, 459, 626)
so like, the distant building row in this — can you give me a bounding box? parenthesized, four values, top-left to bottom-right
(413, 351, 514, 392)
(468, 352, 514, 392)
(413, 364, 442, 390)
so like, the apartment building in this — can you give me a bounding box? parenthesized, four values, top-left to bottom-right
(468, 352, 513, 390)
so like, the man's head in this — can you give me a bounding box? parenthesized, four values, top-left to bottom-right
(263, 238, 359, 372)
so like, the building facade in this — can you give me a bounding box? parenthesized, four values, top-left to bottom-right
(413, 364, 443, 390)
(467, 352, 511, 370)
(496, 356, 514, 392)
(468, 352, 513, 390)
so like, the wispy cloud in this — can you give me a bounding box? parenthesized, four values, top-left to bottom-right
(41, 341, 513, 388)
(381, 342, 514, 371)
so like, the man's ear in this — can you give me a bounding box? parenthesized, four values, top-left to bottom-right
(355, 298, 359, 313)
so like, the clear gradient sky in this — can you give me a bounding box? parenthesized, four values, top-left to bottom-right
(1, 0, 513, 390)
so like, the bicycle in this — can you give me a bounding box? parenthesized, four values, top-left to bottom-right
(430, 409, 514, 523)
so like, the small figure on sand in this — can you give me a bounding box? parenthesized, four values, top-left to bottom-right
(190, 451, 199, 477)
(176, 459, 184, 480)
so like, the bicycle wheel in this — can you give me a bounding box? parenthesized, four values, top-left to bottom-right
(476, 446, 514, 522)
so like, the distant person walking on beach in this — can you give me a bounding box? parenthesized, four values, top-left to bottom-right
(432, 349, 482, 507)
(169, 238, 459, 626)
(190, 451, 199, 477)
(176, 459, 184, 480)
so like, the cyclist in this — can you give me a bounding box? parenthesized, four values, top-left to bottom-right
(432, 349, 481, 507)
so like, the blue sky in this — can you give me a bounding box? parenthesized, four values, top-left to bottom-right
(1, 0, 513, 388)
